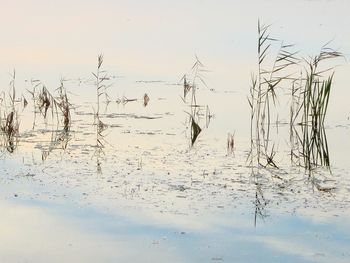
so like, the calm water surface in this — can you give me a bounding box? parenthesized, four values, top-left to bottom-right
(0, 0, 350, 262)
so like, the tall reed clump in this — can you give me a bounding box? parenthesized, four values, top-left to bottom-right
(296, 47, 342, 170)
(249, 21, 342, 172)
(249, 20, 298, 168)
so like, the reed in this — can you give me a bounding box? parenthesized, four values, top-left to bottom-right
(92, 54, 111, 118)
(294, 46, 342, 170)
(57, 79, 71, 132)
(36, 81, 71, 131)
(0, 70, 20, 153)
(181, 56, 209, 147)
(249, 20, 298, 167)
(249, 21, 342, 173)
(92, 54, 112, 173)
(26, 79, 41, 129)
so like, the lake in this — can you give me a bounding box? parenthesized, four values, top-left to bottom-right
(0, 0, 350, 262)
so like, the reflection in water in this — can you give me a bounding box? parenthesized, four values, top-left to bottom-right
(1, 111, 18, 153)
(290, 126, 302, 167)
(254, 184, 268, 227)
(1, 197, 349, 263)
(26, 78, 41, 129)
(0, 35, 347, 263)
(94, 116, 107, 174)
(0, 52, 348, 261)
(205, 105, 213, 128)
(31, 79, 72, 161)
(0, 0, 349, 261)
(182, 75, 191, 100)
(306, 169, 336, 193)
(291, 125, 331, 173)
(41, 128, 70, 161)
(245, 22, 343, 229)
(116, 96, 137, 105)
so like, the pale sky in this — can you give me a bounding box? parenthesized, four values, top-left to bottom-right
(1, 0, 349, 76)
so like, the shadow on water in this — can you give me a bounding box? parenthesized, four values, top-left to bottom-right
(254, 184, 268, 228)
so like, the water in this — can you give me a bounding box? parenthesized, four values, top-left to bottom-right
(1, 0, 350, 262)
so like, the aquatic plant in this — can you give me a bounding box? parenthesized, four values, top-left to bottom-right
(93, 54, 111, 119)
(1, 111, 18, 153)
(92, 54, 112, 173)
(36, 81, 71, 131)
(249, 20, 342, 173)
(41, 128, 70, 161)
(296, 46, 342, 170)
(26, 78, 41, 129)
(249, 20, 298, 167)
(181, 56, 210, 147)
(0, 70, 20, 153)
(57, 79, 71, 132)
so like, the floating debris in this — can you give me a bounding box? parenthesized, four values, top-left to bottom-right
(143, 93, 150, 107)
(227, 132, 235, 154)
